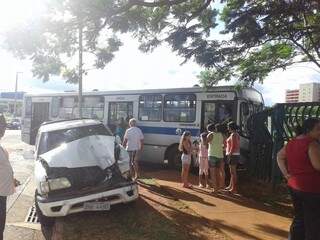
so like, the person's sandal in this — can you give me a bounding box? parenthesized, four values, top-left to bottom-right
(211, 190, 218, 195)
(186, 183, 193, 189)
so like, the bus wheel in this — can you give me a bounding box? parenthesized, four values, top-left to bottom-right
(168, 146, 182, 170)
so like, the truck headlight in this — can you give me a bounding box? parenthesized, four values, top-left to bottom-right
(40, 181, 50, 194)
(40, 178, 71, 193)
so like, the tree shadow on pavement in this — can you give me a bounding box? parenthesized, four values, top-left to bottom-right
(254, 224, 288, 239)
(60, 179, 231, 240)
(60, 197, 190, 240)
(139, 179, 267, 240)
(138, 179, 216, 207)
(162, 186, 216, 207)
(209, 191, 291, 218)
(145, 170, 292, 218)
(138, 180, 178, 201)
(139, 187, 262, 240)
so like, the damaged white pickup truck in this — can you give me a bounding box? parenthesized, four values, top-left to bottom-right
(34, 119, 139, 226)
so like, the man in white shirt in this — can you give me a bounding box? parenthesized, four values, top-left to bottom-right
(123, 118, 144, 181)
(0, 115, 16, 240)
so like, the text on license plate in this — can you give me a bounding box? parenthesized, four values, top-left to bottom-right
(83, 202, 111, 211)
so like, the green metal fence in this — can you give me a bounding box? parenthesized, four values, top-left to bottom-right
(247, 102, 320, 185)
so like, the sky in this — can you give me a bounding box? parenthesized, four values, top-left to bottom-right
(0, 0, 319, 106)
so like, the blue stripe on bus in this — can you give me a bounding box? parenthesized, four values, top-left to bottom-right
(138, 126, 200, 136)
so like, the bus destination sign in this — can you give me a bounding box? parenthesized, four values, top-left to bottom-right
(204, 92, 235, 100)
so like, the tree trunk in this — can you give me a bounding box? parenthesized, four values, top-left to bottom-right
(78, 22, 83, 118)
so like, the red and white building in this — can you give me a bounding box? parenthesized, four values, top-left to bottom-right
(285, 89, 299, 103)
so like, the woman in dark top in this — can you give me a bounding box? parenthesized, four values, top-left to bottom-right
(277, 118, 320, 240)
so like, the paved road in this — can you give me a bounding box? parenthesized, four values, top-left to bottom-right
(1, 130, 35, 211)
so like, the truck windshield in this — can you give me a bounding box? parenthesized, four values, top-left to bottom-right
(38, 124, 112, 155)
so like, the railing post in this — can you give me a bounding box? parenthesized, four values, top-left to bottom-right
(271, 104, 285, 189)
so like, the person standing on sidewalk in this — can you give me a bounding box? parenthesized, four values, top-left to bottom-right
(198, 133, 209, 188)
(225, 122, 240, 194)
(207, 123, 225, 193)
(123, 118, 144, 181)
(277, 118, 320, 240)
(179, 131, 193, 188)
(0, 115, 18, 240)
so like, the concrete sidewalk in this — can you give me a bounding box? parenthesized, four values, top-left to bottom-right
(4, 177, 45, 240)
(147, 170, 291, 240)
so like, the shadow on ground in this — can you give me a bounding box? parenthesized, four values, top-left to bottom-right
(60, 179, 229, 240)
(59, 167, 290, 240)
(144, 168, 293, 218)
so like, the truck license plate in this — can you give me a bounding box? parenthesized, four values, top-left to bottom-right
(83, 202, 111, 211)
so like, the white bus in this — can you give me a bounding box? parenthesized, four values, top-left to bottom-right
(21, 86, 264, 167)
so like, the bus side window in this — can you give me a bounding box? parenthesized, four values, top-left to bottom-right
(164, 94, 196, 122)
(51, 97, 60, 118)
(59, 97, 76, 119)
(82, 96, 104, 120)
(139, 95, 162, 121)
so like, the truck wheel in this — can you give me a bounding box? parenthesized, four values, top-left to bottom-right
(168, 146, 182, 170)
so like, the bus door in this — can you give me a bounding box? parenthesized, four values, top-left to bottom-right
(107, 101, 133, 134)
(201, 101, 216, 132)
(201, 101, 234, 132)
(30, 102, 49, 144)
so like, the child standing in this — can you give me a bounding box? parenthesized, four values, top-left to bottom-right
(179, 131, 192, 188)
(198, 133, 209, 188)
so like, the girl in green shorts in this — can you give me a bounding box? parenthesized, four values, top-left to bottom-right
(207, 123, 225, 193)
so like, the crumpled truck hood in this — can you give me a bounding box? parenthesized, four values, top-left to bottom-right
(40, 135, 116, 169)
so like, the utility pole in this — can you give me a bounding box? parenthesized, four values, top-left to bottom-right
(78, 21, 83, 118)
(14, 72, 23, 117)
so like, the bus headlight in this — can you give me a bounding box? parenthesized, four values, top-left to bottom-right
(40, 178, 71, 193)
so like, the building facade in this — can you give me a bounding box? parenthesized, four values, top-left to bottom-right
(285, 89, 299, 103)
(299, 83, 320, 102)
(285, 83, 320, 103)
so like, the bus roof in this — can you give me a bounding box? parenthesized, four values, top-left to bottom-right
(26, 86, 259, 97)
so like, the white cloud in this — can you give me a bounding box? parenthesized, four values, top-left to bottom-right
(82, 38, 200, 91)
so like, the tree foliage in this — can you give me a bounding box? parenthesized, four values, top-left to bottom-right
(4, 0, 320, 86)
